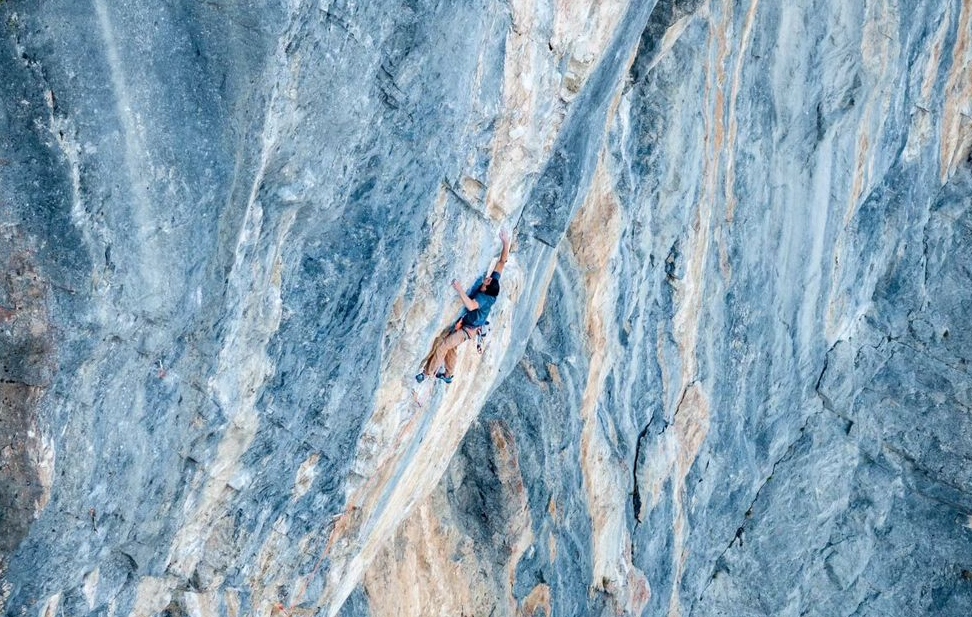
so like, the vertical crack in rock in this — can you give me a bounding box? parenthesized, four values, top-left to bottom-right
(814, 340, 840, 413)
(631, 421, 652, 522)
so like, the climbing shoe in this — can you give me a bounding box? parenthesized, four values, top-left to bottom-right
(435, 372, 453, 384)
(415, 373, 426, 383)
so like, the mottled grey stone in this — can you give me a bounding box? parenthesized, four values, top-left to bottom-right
(0, 0, 969, 615)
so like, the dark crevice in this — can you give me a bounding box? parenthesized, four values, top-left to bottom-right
(664, 239, 680, 283)
(631, 0, 706, 83)
(920, 197, 933, 312)
(631, 420, 652, 523)
(0, 377, 45, 387)
(813, 340, 837, 411)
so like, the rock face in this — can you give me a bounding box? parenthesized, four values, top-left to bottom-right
(1, 0, 970, 616)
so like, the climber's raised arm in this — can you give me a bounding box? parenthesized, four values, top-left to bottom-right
(492, 228, 511, 275)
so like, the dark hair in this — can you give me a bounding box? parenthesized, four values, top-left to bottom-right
(483, 278, 500, 297)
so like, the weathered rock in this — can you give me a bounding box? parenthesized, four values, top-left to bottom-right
(0, 0, 970, 616)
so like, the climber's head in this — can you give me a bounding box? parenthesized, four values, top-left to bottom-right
(481, 276, 500, 297)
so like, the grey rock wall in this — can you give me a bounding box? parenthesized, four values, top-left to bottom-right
(0, 0, 970, 616)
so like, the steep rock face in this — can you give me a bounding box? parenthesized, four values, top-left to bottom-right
(0, 1, 970, 617)
(361, 0, 972, 616)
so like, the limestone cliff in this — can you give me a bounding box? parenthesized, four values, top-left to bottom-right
(1, 1, 970, 616)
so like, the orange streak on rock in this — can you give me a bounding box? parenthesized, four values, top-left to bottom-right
(921, 8, 952, 101)
(848, 131, 871, 225)
(667, 385, 712, 617)
(520, 584, 552, 617)
(940, 0, 972, 183)
(362, 491, 492, 617)
(725, 0, 761, 224)
(489, 421, 535, 593)
(361, 420, 533, 617)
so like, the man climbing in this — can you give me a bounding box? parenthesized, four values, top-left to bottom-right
(416, 229, 511, 384)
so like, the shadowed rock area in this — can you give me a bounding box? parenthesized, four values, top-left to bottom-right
(0, 0, 970, 616)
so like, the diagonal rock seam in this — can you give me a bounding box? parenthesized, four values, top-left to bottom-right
(695, 410, 818, 605)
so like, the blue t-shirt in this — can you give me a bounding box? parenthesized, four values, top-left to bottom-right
(461, 272, 501, 328)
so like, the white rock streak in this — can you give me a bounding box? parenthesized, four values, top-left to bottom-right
(93, 0, 166, 314)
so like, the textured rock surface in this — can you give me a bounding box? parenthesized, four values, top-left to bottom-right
(0, 0, 970, 616)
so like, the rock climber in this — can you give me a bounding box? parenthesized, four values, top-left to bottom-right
(416, 228, 511, 384)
